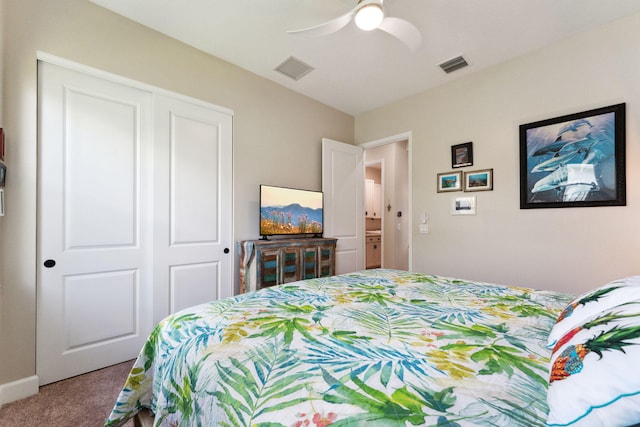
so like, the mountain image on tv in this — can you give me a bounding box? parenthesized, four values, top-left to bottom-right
(260, 203, 323, 235)
(260, 185, 323, 236)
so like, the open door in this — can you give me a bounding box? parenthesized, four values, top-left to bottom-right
(322, 138, 364, 274)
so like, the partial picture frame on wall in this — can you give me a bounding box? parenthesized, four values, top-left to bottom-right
(0, 162, 6, 187)
(0, 128, 5, 161)
(519, 103, 626, 209)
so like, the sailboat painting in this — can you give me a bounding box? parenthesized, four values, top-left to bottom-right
(519, 103, 626, 209)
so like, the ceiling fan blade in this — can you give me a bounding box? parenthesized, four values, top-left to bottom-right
(287, 10, 354, 37)
(377, 16, 422, 51)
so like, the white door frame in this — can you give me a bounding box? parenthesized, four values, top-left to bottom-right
(360, 131, 413, 271)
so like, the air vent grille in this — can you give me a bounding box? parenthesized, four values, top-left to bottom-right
(274, 56, 314, 81)
(439, 55, 468, 74)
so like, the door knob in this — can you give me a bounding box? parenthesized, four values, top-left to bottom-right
(44, 259, 56, 268)
(223, 248, 230, 254)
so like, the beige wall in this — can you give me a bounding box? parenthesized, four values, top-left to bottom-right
(356, 12, 640, 295)
(0, 0, 353, 387)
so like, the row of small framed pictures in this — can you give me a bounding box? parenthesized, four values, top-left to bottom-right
(437, 168, 493, 193)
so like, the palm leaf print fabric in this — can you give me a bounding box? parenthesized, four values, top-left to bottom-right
(106, 269, 573, 427)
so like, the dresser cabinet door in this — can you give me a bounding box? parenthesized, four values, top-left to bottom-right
(282, 247, 302, 283)
(258, 248, 281, 288)
(318, 245, 335, 277)
(302, 247, 319, 279)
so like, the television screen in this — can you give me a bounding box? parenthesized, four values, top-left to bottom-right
(260, 185, 323, 237)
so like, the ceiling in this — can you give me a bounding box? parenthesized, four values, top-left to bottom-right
(89, 0, 640, 116)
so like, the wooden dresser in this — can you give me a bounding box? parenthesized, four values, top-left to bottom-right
(239, 238, 337, 293)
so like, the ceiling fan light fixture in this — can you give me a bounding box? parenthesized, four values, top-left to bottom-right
(355, 3, 384, 31)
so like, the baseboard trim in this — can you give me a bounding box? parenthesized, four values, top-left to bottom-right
(0, 375, 39, 406)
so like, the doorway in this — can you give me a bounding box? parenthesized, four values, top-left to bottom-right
(362, 133, 411, 271)
(364, 162, 383, 268)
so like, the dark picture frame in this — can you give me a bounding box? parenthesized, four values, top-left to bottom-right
(519, 103, 626, 209)
(464, 168, 493, 192)
(451, 142, 473, 168)
(0, 162, 6, 187)
(437, 171, 462, 193)
(0, 128, 4, 161)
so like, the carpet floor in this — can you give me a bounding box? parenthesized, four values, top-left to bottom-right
(0, 360, 136, 427)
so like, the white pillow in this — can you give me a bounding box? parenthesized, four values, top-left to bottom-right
(546, 300, 640, 427)
(547, 276, 640, 349)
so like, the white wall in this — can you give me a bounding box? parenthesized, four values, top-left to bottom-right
(0, 0, 353, 392)
(356, 12, 640, 295)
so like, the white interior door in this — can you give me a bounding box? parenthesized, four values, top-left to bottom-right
(37, 62, 154, 385)
(152, 94, 233, 323)
(322, 138, 364, 274)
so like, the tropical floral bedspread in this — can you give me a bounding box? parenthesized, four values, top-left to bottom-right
(106, 269, 573, 427)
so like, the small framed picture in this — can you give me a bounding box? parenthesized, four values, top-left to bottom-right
(451, 142, 473, 168)
(464, 168, 493, 192)
(437, 171, 462, 192)
(451, 195, 476, 215)
(0, 128, 4, 161)
(0, 162, 6, 187)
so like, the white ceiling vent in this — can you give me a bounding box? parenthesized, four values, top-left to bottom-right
(439, 55, 469, 74)
(275, 56, 314, 81)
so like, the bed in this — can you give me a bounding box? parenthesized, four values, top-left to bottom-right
(105, 269, 640, 427)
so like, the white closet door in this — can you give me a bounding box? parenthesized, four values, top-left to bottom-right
(152, 94, 233, 323)
(37, 62, 235, 386)
(322, 138, 365, 274)
(37, 61, 154, 385)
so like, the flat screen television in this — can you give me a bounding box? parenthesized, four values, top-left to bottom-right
(260, 185, 324, 238)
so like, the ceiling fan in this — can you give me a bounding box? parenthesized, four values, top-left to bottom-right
(287, 0, 422, 51)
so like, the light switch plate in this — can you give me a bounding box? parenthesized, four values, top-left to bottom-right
(419, 223, 428, 233)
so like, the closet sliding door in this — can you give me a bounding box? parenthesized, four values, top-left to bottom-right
(152, 94, 233, 324)
(37, 61, 233, 385)
(37, 61, 155, 385)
